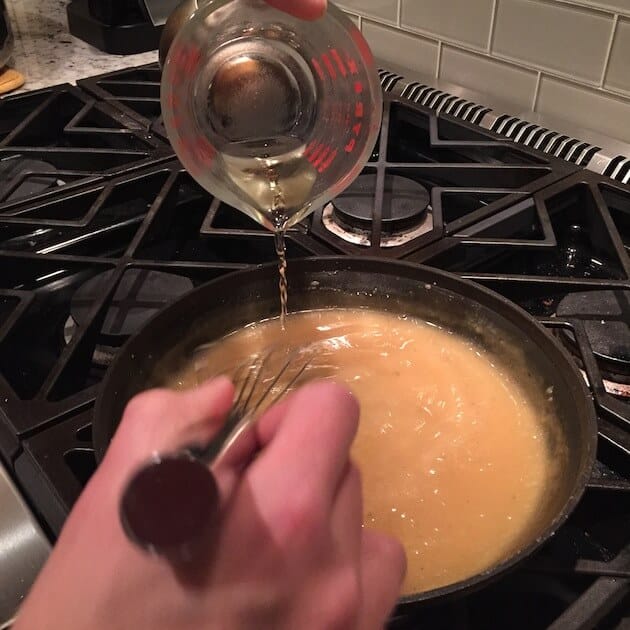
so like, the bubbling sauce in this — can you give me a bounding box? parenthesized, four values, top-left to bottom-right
(165, 308, 559, 595)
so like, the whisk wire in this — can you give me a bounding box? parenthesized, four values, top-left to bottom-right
(249, 350, 293, 416)
(265, 354, 311, 410)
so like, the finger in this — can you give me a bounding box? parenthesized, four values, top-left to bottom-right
(212, 422, 258, 503)
(255, 394, 293, 446)
(265, 0, 326, 20)
(214, 388, 296, 497)
(105, 377, 234, 473)
(330, 463, 363, 563)
(222, 381, 304, 465)
(250, 381, 359, 508)
(213, 388, 301, 505)
(358, 530, 407, 630)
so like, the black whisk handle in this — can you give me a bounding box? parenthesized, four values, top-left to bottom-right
(119, 453, 220, 560)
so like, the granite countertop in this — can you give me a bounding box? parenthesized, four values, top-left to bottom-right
(5, 0, 158, 95)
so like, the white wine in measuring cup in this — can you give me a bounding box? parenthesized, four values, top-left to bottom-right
(220, 136, 317, 228)
(161, 0, 383, 231)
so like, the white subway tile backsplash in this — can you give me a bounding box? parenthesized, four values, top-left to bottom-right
(440, 45, 538, 109)
(362, 20, 440, 76)
(537, 75, 630, 142)
(401, 0, 494, 50)
(568, 0, 630, 15)
(605, 18, 630, 94)
(338, 0, 630, 142)
(335, 0, 398, 23)
(492, 0, 614, 84)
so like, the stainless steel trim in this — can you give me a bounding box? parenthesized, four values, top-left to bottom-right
(0, 462, 50, 626)
(375, 56, 630, 182)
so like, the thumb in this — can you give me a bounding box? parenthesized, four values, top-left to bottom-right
(102, 377, 235, 481)
(359, 530, 406, 629)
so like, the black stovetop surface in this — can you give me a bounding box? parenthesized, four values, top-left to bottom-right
(0, 64, 628, 629)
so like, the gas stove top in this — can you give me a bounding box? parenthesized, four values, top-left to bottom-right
(0, 64, 628, 629)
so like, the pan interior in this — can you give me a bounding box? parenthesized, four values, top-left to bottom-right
(95, 260, 595, 601)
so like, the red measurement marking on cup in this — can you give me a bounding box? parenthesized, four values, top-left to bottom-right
(173, 43, 201, 74)
(311, 58, 325, 81)
(192, 136, 215, 166)
(346, 56, 358, 75)
(309, 144, 325, 164)
(343, 100, 365, 154)
(318, 149, 337, 173)
(305, 141, 338, 173)
(343, 55, 366, 154)
(169, 42, 202, 89)
(321, 53, 337, 80)
(330, 49, 347, 77)
(178, 136, 214, 168)
(313, 146, 330, 168)
(165, 89, 183, 130)
(304, 140, 318, 157)
(306, 51, 367, 160)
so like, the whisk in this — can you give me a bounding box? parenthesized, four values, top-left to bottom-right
(119, 347, 311, 560)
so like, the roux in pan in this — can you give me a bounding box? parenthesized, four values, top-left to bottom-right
(166, 308, 560, 595)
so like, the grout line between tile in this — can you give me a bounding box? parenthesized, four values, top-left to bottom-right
(338, 7, 398, 28)
(534, 0, 616, 19)
(532, 71, 542, 110)
(488, 49, 605, 88)
(487, 0, 498, 53)
(353, 8, 630, 110)
(551, 0, 625, 18)
(600, 13, 619, 88)
(393, 22, 489, 54)
(435, 41, 442, 79)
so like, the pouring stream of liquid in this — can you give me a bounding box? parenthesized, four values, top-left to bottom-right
(274, 229, 289, 330)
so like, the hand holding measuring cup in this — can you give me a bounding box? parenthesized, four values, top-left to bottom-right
(161, 0, 382, 231)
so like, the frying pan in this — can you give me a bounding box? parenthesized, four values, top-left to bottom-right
(93, 257, 597, 607)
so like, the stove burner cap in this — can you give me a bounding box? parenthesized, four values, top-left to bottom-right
(0, 157, 65, 203)
(71, 269, 194, 342)
(332, 173, 430, 233)
(556, 290, 630, 378)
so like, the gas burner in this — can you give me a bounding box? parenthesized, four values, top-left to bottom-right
(323, 173, 433, 247)
(0, 158, 66, 204)
(556, 290, 630, 395)
(64, 269, 194, 365)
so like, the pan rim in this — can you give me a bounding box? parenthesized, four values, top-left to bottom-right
(93, 256, 598, 607)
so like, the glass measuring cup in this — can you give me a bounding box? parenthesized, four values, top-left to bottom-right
(160, 0, 383, 231)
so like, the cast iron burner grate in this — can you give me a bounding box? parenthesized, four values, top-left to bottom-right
(78, 65, 580, 256)
(0, 83, 171, 212)
(78, 63, 166, 139)
(0, 90, 628, 629)
(556, 290, 630, 391)
(309, 99, 578, 257)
